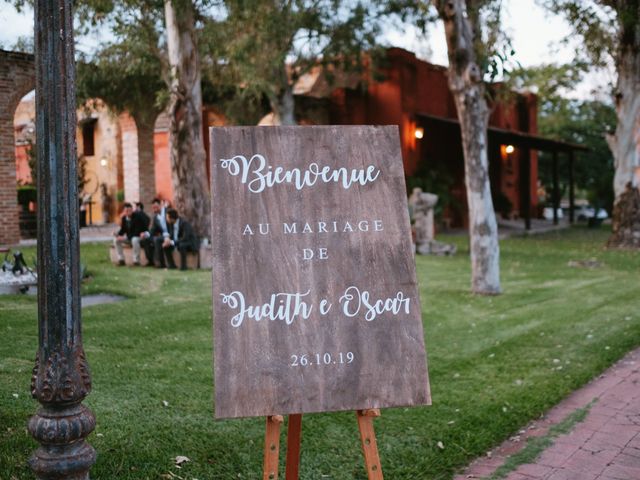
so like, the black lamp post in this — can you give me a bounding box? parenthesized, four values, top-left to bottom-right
(28, 1, 96, 478)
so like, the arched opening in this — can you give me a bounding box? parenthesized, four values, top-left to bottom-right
(12, 93, 143, 234)
(0, 49, 35, 245)
(13, 90, 36, 239)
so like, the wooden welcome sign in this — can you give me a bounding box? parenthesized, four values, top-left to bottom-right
(211, 126, 430, 420)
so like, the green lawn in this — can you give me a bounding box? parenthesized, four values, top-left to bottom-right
(1, 227, 639, 479)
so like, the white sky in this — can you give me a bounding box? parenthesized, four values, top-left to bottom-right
(0, 0, 612, 99)
(386, 2, 574, 66)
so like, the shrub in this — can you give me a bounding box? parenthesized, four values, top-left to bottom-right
(17, 185, 37, 207)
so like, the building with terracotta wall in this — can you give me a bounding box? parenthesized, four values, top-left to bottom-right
(14, 98, 34, 186)
(13, 98, 122, 226)
(11, 47, 561, 240)
(325, 48, 540, 227)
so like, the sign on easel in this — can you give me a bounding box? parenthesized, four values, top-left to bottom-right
(211, 126, 430, 419)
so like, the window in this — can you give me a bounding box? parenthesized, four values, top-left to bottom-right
(81, 120, 96, 156)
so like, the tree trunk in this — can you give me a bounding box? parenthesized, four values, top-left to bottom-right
(268, 61, 297, 126)
(270, 84, 296, 126)
(607, 20, 640, 248)
(164, 0, 211, 239)
(132, 111, 158, 209)
(434, 0, 501, 294)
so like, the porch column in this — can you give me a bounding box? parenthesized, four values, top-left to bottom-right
(520, 147, 531, 230)
(569, 150, 575, 224)
(552, 151, 559, 225)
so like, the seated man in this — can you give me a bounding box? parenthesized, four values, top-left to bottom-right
(134, 202, 150, 231)
(140, 198, 169, 267)
(159, 208, 198, 270)
(113, 202, 149, 266)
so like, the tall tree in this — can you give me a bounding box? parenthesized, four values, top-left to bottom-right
(164, 0, 210, 237)
(75, 0, 212, 237)
(208, 0, 381, 125)
(76, 27, 166, 208)
(431, 0, 505, 294)
(543, 0, 639, 247)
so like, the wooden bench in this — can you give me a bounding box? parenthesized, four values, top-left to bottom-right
(109, 244, 200, 269)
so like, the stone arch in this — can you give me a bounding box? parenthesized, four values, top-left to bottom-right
(0, 50, 35, 245)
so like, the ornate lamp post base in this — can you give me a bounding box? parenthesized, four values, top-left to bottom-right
(28, 404, 96, 479)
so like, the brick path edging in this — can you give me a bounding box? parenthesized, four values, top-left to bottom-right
(455, 348, 640, 480)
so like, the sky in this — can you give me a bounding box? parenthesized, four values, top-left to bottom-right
(0, 1, 612, 100)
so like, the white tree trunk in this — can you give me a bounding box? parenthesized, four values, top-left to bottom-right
(273, 86, 296, 126)
(164, 0, 211, 238)
(435, 0, 501, 294)
(269, 64, 296, 126)
(607, 11, 640, 249)
(609, 50, 640, 200)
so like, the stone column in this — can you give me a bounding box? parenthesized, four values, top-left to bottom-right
(120, 111, 157, 208)
(29, 1, 96, 478)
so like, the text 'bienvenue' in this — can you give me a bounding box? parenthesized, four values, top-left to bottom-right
(218, 154, 381, 193)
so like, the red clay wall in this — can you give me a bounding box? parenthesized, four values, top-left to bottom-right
(331, 48, 540, 225)
(153, 131, 173, 203)
(15, 144, 31, 185)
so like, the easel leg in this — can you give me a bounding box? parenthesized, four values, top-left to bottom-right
(263, 415, 284, 480)
(285, 414, 303, 480)
(356, 409, 383, 480)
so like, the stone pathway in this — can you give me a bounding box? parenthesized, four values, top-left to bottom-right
(19, 223, 117, 246)
(456, 348, 640, 480)
(496, 218, 572, 239)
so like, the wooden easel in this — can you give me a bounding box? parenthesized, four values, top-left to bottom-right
(262, 409, 383, 480)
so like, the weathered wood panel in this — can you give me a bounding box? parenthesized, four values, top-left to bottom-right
(211, 126, 430, 418)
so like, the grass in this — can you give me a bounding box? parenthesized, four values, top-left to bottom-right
(1, 226, 639, 479)
(489, 401, 595, 479)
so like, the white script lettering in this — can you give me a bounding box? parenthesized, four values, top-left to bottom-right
(220, 290, 313, 328)
(219, 154, 381, 193)
(339, 286, 410, 322)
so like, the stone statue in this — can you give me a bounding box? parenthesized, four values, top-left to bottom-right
(408, 187, 456, 256)
(410, 188, 438, 246)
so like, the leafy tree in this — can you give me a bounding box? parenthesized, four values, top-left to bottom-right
(541, 99, 616, 210)
(427, 0, 514, 295)
(164, 0, 211, 237)
(388, 0, 513, 293)
(72, 0, 212, 236)
(515, 63, 616, 211)
(76, 16, 166, 208)
(541, 0, 639, 246)
(205, 0, 382, 125)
